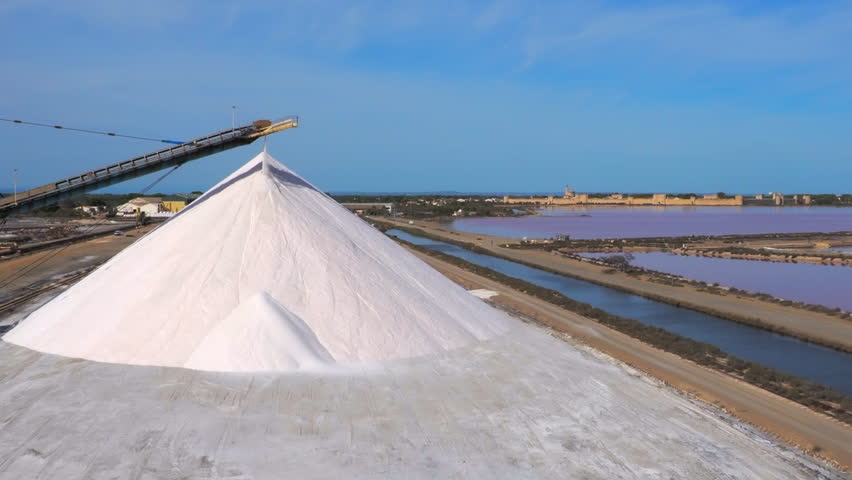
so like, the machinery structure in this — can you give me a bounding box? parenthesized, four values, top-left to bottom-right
(0, 117, 298, 216)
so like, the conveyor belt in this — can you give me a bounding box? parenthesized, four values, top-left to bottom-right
(0, 117, 298, 216)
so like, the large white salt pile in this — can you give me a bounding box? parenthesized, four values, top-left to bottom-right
(5, 152, 510, 372)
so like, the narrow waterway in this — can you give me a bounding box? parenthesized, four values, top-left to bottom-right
(389, 229, 852, 394)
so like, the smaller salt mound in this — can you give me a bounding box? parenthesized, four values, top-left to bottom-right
(185, 292, 333, 372)
(468, 289, 498, 299)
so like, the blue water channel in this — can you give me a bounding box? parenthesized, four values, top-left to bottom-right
(388, 229, 852, 394)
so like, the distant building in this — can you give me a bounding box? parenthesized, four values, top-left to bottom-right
(791, 194, 812, 206)
(75, 205, 101, 216)
(504, 190, 744, 206)
(162, 201, 186, 213)
(117, 197, 165, 216)
(162, 196, 187, 213)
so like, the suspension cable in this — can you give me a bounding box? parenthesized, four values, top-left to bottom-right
(0, 117, 184, 144)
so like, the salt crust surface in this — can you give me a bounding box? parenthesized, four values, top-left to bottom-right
(0, 328, 842, 479)
(469, 289, 498, 299)
(5, 152, 510, 372)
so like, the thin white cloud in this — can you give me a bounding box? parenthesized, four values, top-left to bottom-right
(517, 2, 852, 69)
(7, 0, 851, 70)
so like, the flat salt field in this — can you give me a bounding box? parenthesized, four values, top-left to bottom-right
(580, 251, 852, 311)
(451, 206, 852, 239)
(0, 324, 845, 479)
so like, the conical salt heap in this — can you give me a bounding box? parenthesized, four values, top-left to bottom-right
(5, 152, 510, 372)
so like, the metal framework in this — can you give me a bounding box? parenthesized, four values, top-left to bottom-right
(0, 117, 298, 216)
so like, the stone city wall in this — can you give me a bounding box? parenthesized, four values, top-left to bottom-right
(502, 194, 744, 206)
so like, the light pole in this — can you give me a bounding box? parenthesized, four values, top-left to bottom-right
(13, 169, 17, 205)
(231, 105, 236, 131)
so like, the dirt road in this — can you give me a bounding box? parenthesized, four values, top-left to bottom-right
(0, 225, 158, 327)
(408, 247, 852, 470)
(0, 224, 156, 293)
(377, 217, 852, 351)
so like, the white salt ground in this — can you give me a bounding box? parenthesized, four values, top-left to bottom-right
(0, 327, 843, 479)
(468, 288, 498, 299)
(5, 152, 510, 372)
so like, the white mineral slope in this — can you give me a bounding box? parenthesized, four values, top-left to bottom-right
(4, 152, 510, 371)
(185, 292, 334, 371)
(0, 327, 844, 479)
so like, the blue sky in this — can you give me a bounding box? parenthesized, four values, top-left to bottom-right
(1, 0, 851, 194)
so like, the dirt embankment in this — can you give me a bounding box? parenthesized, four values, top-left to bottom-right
(407, 247, 852, 472)
(371, 217, 852, 352)
(672, 247, 852, 266)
